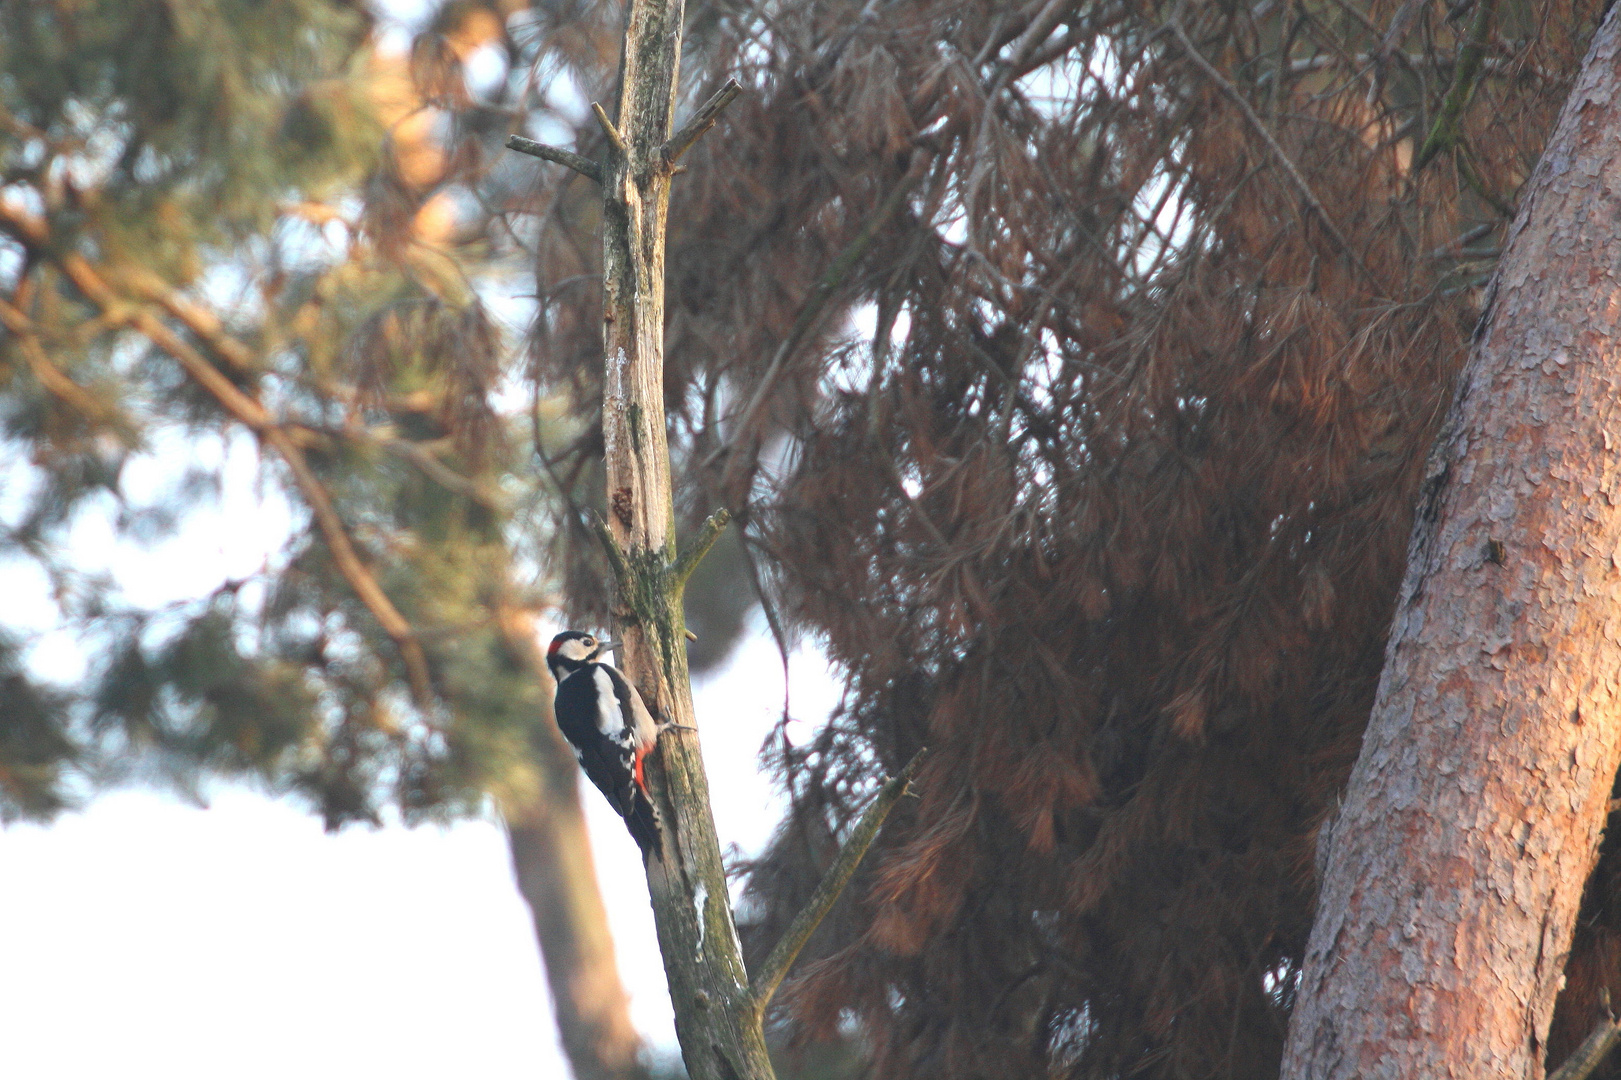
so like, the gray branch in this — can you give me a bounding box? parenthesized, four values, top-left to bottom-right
(504, 135, 603, 183)
(661, 79, 744, 168)
(750, 749, 928, 1014)
(672, 509, 732, 588)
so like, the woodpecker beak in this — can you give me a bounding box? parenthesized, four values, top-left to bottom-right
(592, 640, 620, 661)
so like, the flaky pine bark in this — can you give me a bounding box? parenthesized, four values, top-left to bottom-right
(498, 607, 651, 1080)
(1281, 11, 1621, 1079)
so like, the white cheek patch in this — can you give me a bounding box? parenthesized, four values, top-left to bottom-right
(592, 667, 622, 736)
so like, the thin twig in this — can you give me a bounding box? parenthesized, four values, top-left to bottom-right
(660, 79, 743, 169)
(590, 102, 627, 158)
(505, 135, 603, 183)
(1425, 222, 1496, 259)
(1167, 19, 1375, 287)
(750, 748, 928, 1014)
(985, 0, 1077, 97)
(1454, 140, 1517, 220)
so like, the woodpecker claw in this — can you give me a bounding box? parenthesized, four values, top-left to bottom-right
(658, 722, 697, 735)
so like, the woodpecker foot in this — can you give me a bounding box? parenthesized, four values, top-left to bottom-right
(657, 722, 697, 736)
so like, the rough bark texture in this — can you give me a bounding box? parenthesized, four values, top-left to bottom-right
(596, 2, 774, 1078)
(1281, 10, 1621, 1079)
(499, 607, 651, 1080)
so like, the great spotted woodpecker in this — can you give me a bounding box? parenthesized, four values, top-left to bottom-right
(546, 630, 663, 859)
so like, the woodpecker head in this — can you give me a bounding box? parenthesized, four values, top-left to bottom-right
(547, 630, 614, 678)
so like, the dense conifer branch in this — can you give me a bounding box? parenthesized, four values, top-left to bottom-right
(707, 162, 926, 470)
(0, 297, 122, 426)
(126, 269, 258, 374)
(750, 748, 927, 1014)
(318, 424, 506, 510)
(0, 201, 436, 707)
(1168, 19, 1372, 285)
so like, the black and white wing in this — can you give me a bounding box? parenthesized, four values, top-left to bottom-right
(553, 665, 662, 858)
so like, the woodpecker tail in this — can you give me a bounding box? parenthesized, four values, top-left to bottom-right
(627, 784, 663, 862)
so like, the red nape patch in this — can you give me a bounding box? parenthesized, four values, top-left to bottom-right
(547, 638, 563, 656)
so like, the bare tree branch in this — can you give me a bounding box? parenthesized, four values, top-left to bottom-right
(672, 509, 732, 588)
(506, 135, 604, 183)
(750, 749, 927, 1014)
(660, 79, 743, 168)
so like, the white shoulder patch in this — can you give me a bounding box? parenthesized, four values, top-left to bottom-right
(592, 666, 624, 737)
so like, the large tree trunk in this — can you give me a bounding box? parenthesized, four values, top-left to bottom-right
(1281, 10, 1621, 1078)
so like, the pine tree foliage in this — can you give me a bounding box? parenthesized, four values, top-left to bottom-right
(512, 0, 1615, 1076)
(0, 0, 555, 824)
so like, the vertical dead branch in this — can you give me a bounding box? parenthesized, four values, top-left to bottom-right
(580, 3, 774, 1077)
(507, 6, 921, 1075)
